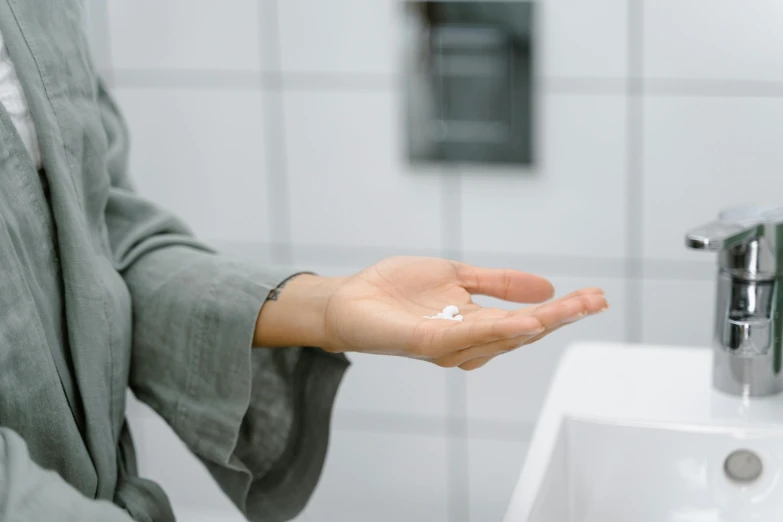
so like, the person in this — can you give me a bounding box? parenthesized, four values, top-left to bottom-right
(0, 2, 608, 521)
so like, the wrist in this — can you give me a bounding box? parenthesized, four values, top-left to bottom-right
(253, 273, 345, 349)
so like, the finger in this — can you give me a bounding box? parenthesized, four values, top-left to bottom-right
(521, 298, 609, 345)
(421, 292, 607, 359)
(436, 332, 532, 367)
(563, 287, 605, 297)
(525, 322, 565, 345)
(457, 322, 572, 370)
(458, 355, 494, 371)
(437, 295, 609, 365)
(510, 287, 605, 316)
(425, 313, 545, 357)
(453, 262, 555, 303)
(512, 293, 608, 325)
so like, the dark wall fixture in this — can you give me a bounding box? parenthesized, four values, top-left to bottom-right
(403, 2, 535, 166)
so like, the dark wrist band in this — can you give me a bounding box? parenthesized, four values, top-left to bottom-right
(265, 272, 316, 301)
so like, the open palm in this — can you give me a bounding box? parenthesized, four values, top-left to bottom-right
(322, 256, 608, 370)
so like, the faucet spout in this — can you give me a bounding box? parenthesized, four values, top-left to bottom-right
(685, 221, 763, 251)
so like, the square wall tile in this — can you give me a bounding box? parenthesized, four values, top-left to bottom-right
(277, 0, 397, 75)
(336, 353, 449, 418)
(114, 88, 270, 243)
(301, 429, 449, 522)
(82, 0, 112, 73)
(642, 278, 715, 348)
(466, 275, 626, 424)
(129, 410, 241, 516)
(276, 0, 627, 79)
(107, 0, 264, 71)
(538, 0, 628, 79)
(642, 96, 783, 262)
(460, 94, 627, 259)
(284, 91, 443, 250)
(468, 438, 529, 522)
(644, 0, 783, 82)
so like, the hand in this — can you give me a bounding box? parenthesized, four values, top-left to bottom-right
(254, 256, 608, 370)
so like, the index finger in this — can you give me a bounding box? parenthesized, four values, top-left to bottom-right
(453, 262, 555, 304)
(421, 312, 543, 358)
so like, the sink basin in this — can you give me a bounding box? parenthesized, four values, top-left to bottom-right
(504, 343, 783, 522)
(528, 418, 783, 521)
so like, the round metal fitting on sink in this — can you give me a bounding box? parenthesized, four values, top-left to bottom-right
(724, 449, 763, 484)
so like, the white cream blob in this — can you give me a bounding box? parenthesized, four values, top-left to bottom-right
(424, 305, 464, 321)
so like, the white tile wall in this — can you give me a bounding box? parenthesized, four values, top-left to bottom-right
(94, 0, 778, 520)
(277, 0, 398, 75)
(284, 91, 443, 250)
(82, 0, 112, 73)
(337, 353, 449, 418)
(642, 96, 783, 261)
(465, 275, 627, 425)
(300, 429, 450, 522)
(641, 278, 715, 348)
(468, 438, 530, 522)
(114, 88, 271, 243)
(107, 0, 265, 72)
(276, 0, 629, 79)
(460, 94, 627, 258)
(644, 0, 783, 82)
(538, 0, 628, 79)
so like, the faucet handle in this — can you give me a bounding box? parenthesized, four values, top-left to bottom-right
(685, 204, 774, 252)
(685, 221, 764, 251)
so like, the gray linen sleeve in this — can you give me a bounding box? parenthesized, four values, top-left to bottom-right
(98, 79, 349, 521)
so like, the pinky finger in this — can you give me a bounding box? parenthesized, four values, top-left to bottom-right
(458, 355, 495, 371)
(435, 334, 529, 368)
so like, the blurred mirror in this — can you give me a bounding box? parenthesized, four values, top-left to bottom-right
(403, 1, 535, 166)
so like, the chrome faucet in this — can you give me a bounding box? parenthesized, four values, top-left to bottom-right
(686, 205, 783, 397)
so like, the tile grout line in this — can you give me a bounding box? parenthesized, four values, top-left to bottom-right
(441, 167, 471, 522)
(212, 240, 716, 280)
(442, 167, 464, 262)
(106, 69, 783, 98)
(102, 69, 783, 98)
(625, 0, 644, 343)
(259, 0, 293, 264)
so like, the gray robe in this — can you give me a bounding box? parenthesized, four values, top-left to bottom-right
(0, 1, 348, 520)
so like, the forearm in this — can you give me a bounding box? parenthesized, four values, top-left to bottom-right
(123, 249, 350, 521)
(253, 274, 347, 350)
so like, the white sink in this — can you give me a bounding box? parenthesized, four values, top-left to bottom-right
(504, 343, 783, 522)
